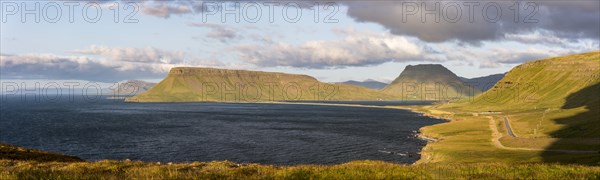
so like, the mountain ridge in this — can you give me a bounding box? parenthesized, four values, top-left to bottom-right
(127, 67, 400, 102)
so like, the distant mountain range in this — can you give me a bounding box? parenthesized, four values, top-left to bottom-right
(460, 73, 505, 91)
(112, 80, 157, 96)
(125, 64, 498, 102)
(338, 79, 388, 90)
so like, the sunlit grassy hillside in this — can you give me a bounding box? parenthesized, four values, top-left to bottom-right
(413, 51, 600, 165)
(444, 51, 600, 137)
(446, 51, 599, 111)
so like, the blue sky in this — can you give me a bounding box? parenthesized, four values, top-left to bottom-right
(1, 0, 598, 87)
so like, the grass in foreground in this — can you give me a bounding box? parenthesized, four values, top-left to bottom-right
(2, 143, 599, 179)
(1, 160, 599, 179)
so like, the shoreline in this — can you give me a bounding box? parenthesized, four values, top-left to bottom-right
(384, 105, 454, 164)
(251, 102, 453, 165)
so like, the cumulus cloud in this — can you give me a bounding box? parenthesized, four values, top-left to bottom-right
(232, 30, 441, 68)
(0, 53, 173, 82)
(342, 1, 599, 44)
(1, 47, 236, 82)
(69, 46, 186, 64)
(139, 0, 319, 18)
(133, 1, 600, 45)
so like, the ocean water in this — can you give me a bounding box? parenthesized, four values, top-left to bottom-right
(0, 97, 445, 165)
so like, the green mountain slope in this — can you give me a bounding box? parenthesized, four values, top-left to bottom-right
(447, 51, 599, 111)
(445, 51, 600, 138)
(126, 67, 399, 102)
(382, 64, 480, 100)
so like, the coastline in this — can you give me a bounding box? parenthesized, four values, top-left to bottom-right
(394, 106, 452, 164)
(263, 102, 452, 165)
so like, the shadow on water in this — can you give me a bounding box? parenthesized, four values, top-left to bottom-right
(541, 82, 600, 165)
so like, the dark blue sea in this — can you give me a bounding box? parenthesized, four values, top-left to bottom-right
(0, 96, 444, 165)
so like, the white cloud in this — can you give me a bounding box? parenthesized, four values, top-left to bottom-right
(0, 53, 172, 82)
(232, 30, 440, 68)
(69, 46, 186, 64)
(141, 1, 195, 18)
(504, 31, 571, 45)
(477, 48, 574, 68)
(1, 47, 242, 82)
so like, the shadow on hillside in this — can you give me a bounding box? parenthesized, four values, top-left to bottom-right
(541, 82, 600, 165)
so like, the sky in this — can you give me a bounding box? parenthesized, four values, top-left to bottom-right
(1, 0, 599, 89)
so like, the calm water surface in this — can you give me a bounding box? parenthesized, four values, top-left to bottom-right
(0, 97, 444, 165)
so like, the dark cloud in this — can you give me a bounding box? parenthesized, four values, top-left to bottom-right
(138, 1, 598, 44)
(341, 1, 599, 44)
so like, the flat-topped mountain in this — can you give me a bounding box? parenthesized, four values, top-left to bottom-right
(338, 79, 388, 90)
(126, 67, 400, 102)
(382, 64, 479, 100)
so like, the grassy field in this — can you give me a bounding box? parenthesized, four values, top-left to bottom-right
(407, 106, 599, 166)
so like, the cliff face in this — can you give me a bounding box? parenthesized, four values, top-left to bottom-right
(382, 64, 479, 100)
(127, 67, 400, 102)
